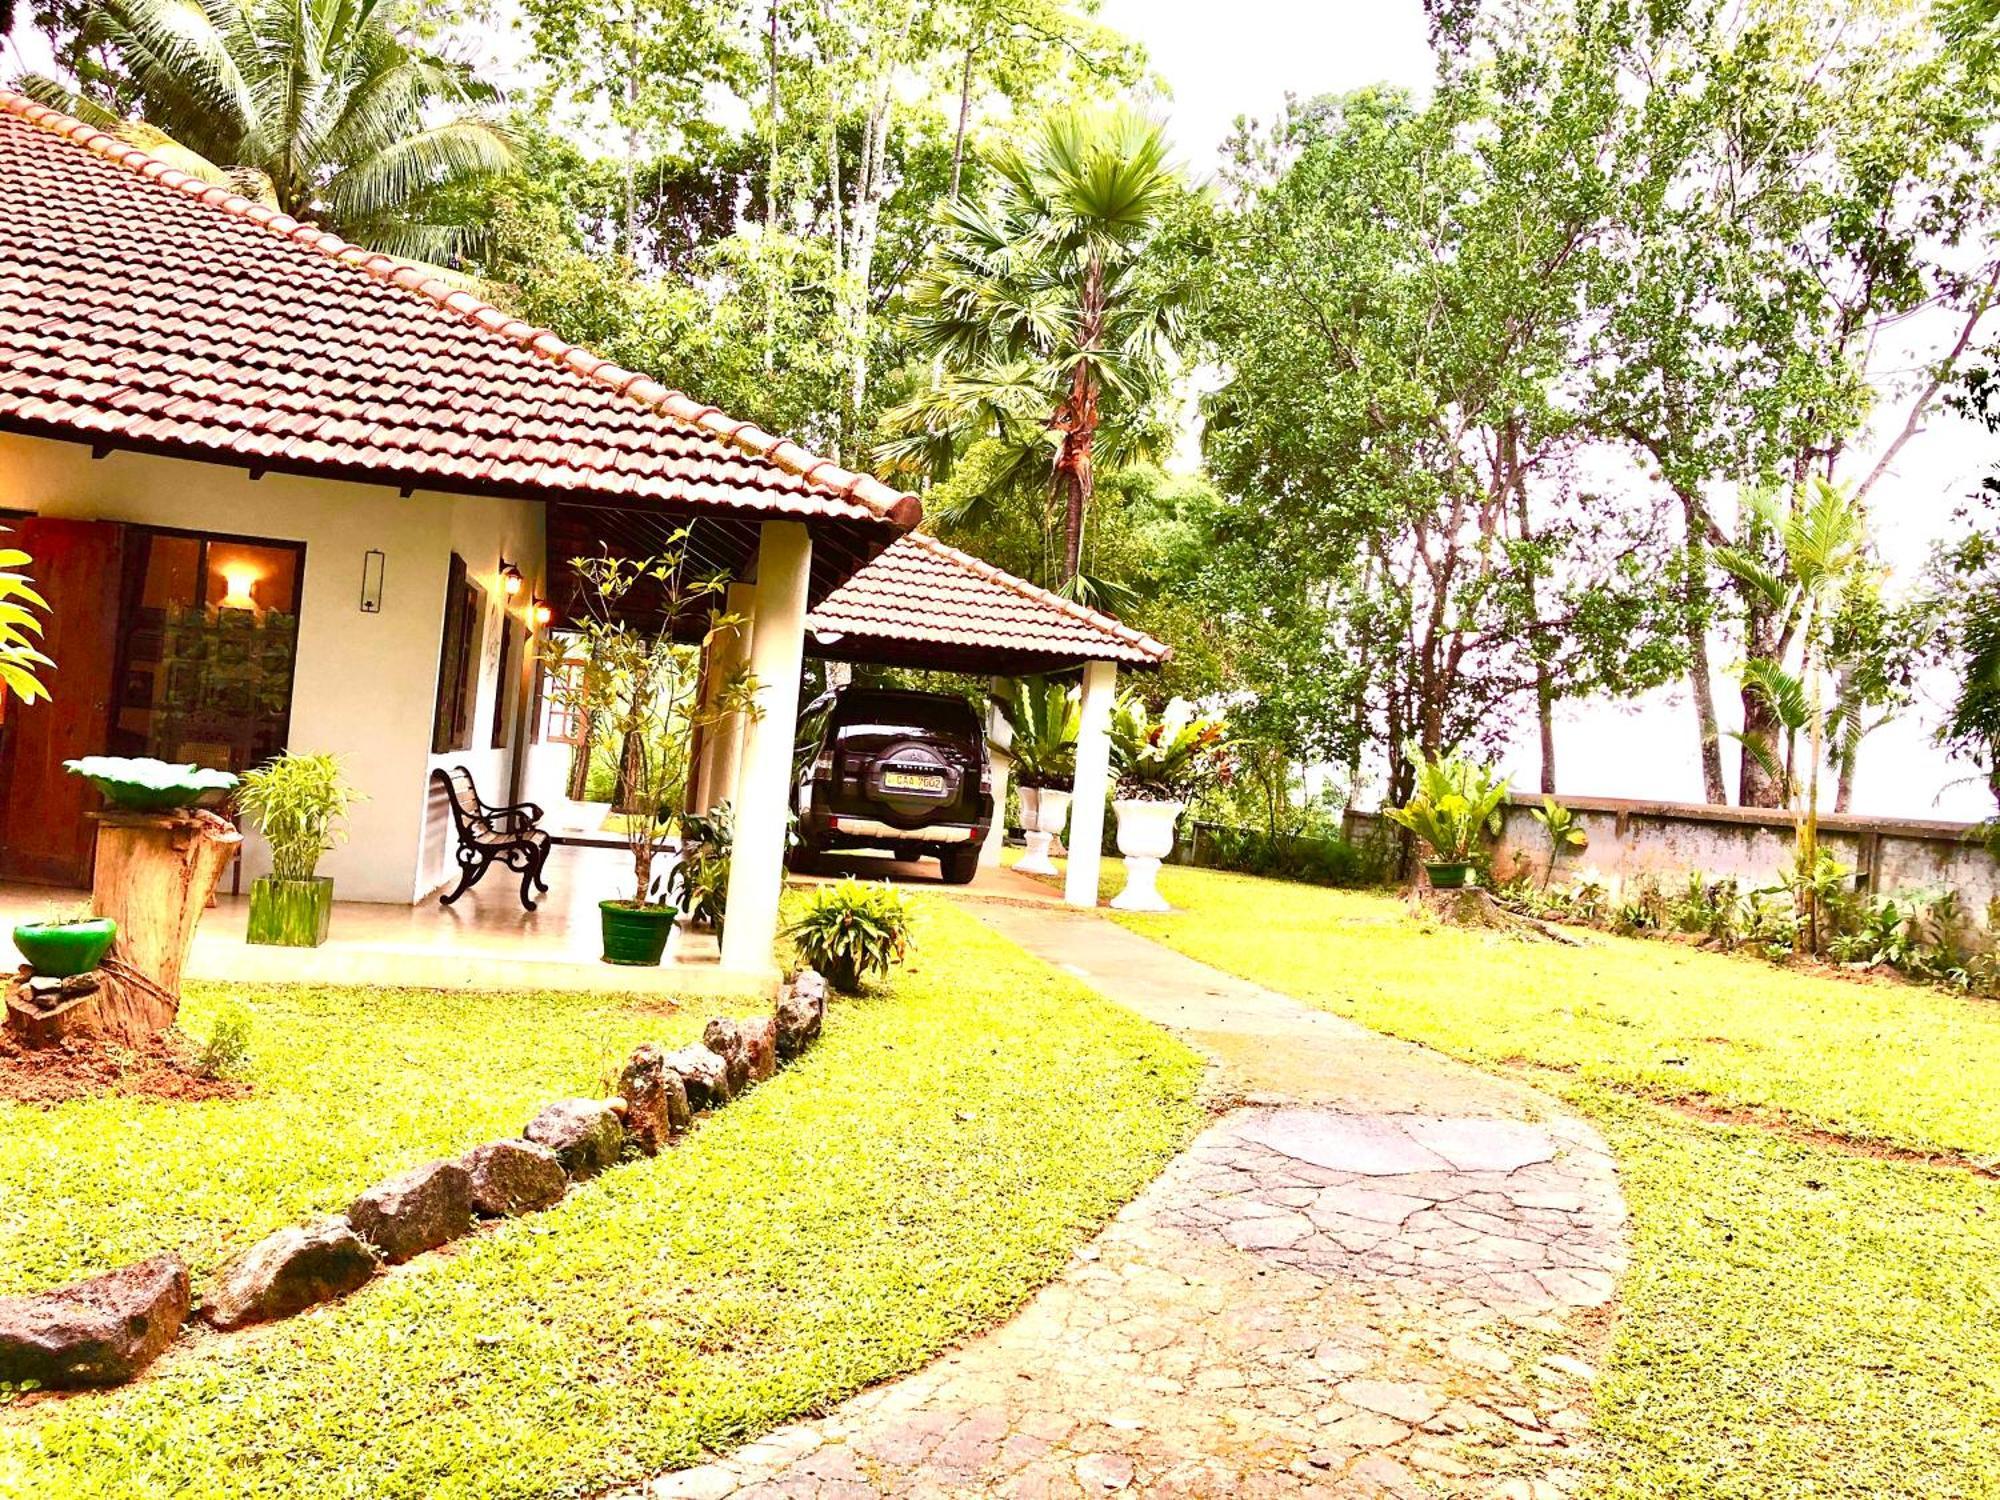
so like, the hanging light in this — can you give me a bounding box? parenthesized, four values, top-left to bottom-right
(499, 559, 524, 596)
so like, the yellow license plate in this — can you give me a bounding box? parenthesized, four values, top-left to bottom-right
(884, 770, 946, 792)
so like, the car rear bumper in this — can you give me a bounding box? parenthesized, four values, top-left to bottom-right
(821, 816, 982, 845)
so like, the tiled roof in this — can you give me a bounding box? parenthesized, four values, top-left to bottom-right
(808, 533, 1170, 669)
(0, 92, 919, 528)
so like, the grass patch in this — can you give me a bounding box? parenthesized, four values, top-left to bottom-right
(1107, 863, 2000, 1158)
(1093, 860, 2000, 1499)
(1, 898, 1203, 1499)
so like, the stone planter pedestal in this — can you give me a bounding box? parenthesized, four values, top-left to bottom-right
(1109, 798, 1184, 913)
(1015, 786, 1073, 876)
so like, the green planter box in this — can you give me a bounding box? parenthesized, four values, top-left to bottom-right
(600, 900, 676, 966)
(247, 876, 334, 948)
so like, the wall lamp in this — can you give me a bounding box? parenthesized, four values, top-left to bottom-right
(531, 596, 553, 629)
(499, 559, 524, 597)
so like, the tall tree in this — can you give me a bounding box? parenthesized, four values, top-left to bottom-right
(1581, 0, 2000, 805)
(22, 0, 514, 260)
(1198, 65, 1685, 803)
(883, 107, 1189, 591)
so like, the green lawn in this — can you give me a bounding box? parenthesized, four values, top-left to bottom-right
(1097, 861, 2000, 1500)
(0, 898, 1204, 1500)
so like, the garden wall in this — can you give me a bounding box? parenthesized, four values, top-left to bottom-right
(1347, 794, 1999, 928)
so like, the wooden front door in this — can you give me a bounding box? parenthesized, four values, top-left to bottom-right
(0, 517, 126, 885)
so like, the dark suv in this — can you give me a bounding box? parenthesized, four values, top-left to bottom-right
(791, 686, 993, 884)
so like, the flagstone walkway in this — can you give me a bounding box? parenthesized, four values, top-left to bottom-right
(633, 907, 1628, 1500)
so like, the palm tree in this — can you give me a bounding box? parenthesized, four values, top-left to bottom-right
(22, 0, 513, 261)
(1718, 479, 1870, 951)
(881, 107, 1188, 592)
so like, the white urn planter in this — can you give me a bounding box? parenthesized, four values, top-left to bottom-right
(1110, 797, 1184, 912)
(1015, 786, 1073, 876)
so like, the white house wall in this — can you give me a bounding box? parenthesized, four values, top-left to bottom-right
(0, 432, 556, 903)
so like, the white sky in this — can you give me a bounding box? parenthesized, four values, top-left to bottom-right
(5, 0, 1991, 817)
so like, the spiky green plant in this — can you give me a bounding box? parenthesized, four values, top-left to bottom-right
(1383, 742, 1511, 865)
(787, 879, 914, 994)
(990, 677, 1080, 789)
(22, 0, 513, 261)
(1529, 795, 1587, 888)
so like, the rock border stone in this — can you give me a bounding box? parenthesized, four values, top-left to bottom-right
(18, 970, 831, 1389)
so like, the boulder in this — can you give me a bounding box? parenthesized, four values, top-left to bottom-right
(618, 1043, 691, 1156)
(203, 1217, 378, 1330)
(702, 1018, 752, 1097)
(775, 970, 828, 1061)
(524, 1098, 625, 1179)
(348, 1160, 473, 1264)
(663, 1044, 731, 1110)
(460, 1139, 568, 1216)
(0, 1254, 188, 1388)
(739, 1014, 779, 1083)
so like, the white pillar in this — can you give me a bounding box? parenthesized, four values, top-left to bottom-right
(694, 581, 757, 814)
(721, 523, 812, 974)
(981, 676, 1014, 869)
(1065, 660, 1116, 907)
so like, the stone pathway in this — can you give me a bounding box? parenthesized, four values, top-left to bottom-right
(630, 907, 1628, 1500)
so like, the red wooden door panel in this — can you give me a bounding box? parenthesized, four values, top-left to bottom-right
(0, 517, 126, 885)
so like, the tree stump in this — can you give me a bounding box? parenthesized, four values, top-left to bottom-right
(88, 810, 241, 1047)
(6, 970, 106, 1048)
(1409, 885, 1580, 944)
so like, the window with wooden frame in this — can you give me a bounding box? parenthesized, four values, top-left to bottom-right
(431, 553, 485, 754)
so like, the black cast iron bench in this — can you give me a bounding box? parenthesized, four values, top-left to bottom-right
(433, 767, 553, 911)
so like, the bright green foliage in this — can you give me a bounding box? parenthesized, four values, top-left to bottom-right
(1381, 744, 1510, 865)
(666, 801, 733, 931)
(0, 901, 1203, 1497)
(234, 751, 360, 882)
(884, 107, 1191, 587)
(22, 0, 515, 260)
(990, 676, 1079, 789)
(787, 878, 915, 991)
(1108, 694, 1227, 801)
(1528, 795, 1587, 886)
(0, 529, 51, 705)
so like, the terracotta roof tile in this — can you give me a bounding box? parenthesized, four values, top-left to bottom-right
(808, 533, 1170, 668)
(0, 92, 919, 529)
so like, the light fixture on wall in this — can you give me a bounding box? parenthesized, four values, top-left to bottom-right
(531, 596, 553, 629)
(499, 559, 524, 597)
(360, 549, 386, 613)
(219, 565, 260, 610)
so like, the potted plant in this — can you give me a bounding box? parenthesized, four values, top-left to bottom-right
(236, 751, 360, 947)
(560, 541, 757, 967)
(1107, 696, 1229, 912)
(991, 677, 1079, 875)
(667, 801, 733, 933)
(787, 878, 914, 994)
(1383, 743, 1511, 888)
(11, 903, 117, 978)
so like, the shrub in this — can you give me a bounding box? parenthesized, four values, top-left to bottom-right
(667, 802, 733, 930)
(788, 880, 915, 993)
(1383, 742, 1509, 865)
(195, 1004, 254, 1080)
(235, 752, 360, 881)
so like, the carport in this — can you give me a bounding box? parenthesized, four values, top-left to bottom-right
(685, 531, 1170, 909)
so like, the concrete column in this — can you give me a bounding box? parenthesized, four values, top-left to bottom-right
(982, 676, 1014, 868)
(721, 523, 812, 973)
(694, 581, 757, 814)
(1065, 660, 1116, 907)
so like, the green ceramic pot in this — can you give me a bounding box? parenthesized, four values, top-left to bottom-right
(12, 917, 117, 977)
(247, 876, 333, 947)
(600, 900, 676, 966)
(1424, 861, 1475, 890)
